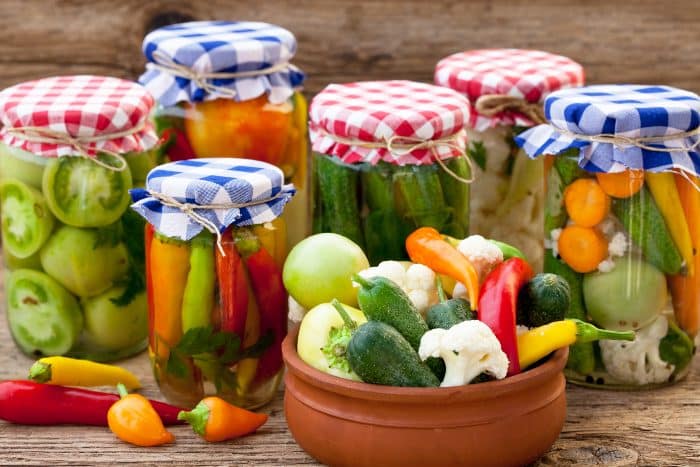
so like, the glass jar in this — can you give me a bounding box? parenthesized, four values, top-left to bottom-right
(139, 20, 309, 249)
(309, 80, 471, 264)
(0, 75, 159, 362)
(435, 49, 585, 271)
(131, 157, 295, 408)
(517, 84, 700, 388)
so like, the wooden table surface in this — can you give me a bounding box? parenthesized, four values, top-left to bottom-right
(0, 286, 699, 467)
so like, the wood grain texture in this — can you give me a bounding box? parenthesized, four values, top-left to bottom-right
(0, 0, 699, 96)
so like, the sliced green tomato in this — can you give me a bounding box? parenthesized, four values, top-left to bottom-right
(0, 179, 55, 258)
(0, 144, 48, 189)
(42, 154, 132, 228)
(123, 149, 157, 185)
(7, 268, 83, 356)
(81, 287, 148, 351)
(3, 248, 42, 270)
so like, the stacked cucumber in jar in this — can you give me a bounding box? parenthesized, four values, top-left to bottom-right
(517, 84, 700, 388)
(0, 76, 159, 361)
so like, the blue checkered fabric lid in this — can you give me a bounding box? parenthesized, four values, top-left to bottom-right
(139, 21, 305, 106)
(130, 158, 295, 241)
(515, 84, 700, 174)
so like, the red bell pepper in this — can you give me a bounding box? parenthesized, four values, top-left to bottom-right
(216, 229, 249, 339)
(0, 380, 184, 426)
(243, 246, 288, 383)
(477, 257, 534, 376)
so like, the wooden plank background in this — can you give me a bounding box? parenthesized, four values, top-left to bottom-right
(0, 0, 698, 95)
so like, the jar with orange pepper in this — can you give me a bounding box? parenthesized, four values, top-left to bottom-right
(516, 84, 700, 388)
(139, 21, 309, 249)
(130, 158, 295, 409)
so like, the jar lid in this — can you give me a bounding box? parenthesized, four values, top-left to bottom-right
(130, 158, 295, 243)
(515, 84, 700, 174)
(0, 75, 158, 159)
(435, 49, 584, 131)
(139, 20, 305, 107)
(309, 80, 470, 166)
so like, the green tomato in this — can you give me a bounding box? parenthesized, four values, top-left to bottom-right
(283, 233, 369, 309)
(583, 256, 667, 331)
(0, 145, 47, 189)
(297, 302, 367, 381)
(81, 287, 148, 351)
(40, 225, 129, 297)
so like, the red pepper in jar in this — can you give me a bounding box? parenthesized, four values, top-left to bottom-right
(478, 257, 534, 376)
(161, 127, 195, 161)
(216, 229, 250, 339)
(0, 380, 184, 426)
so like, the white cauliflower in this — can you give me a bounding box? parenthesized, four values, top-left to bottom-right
(516, 325, 531, 336)
(597, 232, 628, 272)
(599, 315, 674, 385)
(288, 296, 307, 323)
(547, 228, 563, 257)
(357, 261, 438, 315)
(418, 320, 509, 387)
(457, 235, 504, 282)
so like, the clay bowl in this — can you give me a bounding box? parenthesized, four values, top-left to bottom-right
(282, 325, 568, 467)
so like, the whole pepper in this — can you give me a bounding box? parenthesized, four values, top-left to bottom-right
(28, 356, 141, 391)
(0, 380, 183, 426)
(108, 384, 174, 447)
(216, 229, 249, 338)
(178, 396, 268, 442)
(406, 227, 479, 309)
(478, 257, 534, 376)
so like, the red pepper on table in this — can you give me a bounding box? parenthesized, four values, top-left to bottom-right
(477, 257, 534, 377)
(243, 246, 288, 383)
(216, 229, 249, 338)
(0, 380, 184, 426)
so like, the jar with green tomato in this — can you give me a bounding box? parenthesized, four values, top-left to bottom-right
(0, 75, 161, 362)
(517, 84, 700, 388)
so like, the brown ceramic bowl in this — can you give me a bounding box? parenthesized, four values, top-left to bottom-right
(282, 325, 568, 467)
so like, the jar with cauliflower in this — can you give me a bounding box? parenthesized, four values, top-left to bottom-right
(434, 49, 584, 271)
(517, 84, 700, 388)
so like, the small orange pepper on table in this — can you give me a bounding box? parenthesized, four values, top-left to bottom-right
(178, 396, 268, 443)
(108, 384, 175, 447)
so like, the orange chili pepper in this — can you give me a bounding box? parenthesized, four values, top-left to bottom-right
(177, 396, 268, 443)
(107, 384, 175, 447)
(405, 227, 479, 309)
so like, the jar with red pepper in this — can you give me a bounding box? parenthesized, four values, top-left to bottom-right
(139, 20, 309, 250)
(130, 158, 295, 409)
(516, 84, 700, 388)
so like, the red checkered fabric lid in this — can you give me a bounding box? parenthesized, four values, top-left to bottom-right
(309, 80, 470, 165)
(0, 75, 159, 158)
(435, 49, 584, 131)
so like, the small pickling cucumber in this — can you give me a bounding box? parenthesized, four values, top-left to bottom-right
(347, 320, 439, 387)
(437, 156, 470, 238)
(7, 269, 83, 356)
(0, 179, 55, 259)
(394, 165, 451, 231)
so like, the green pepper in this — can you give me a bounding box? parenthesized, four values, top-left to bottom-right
(426, 278, 474, 330)
(659, 320, 695, 375)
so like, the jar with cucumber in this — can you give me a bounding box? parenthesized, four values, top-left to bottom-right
(309, 80, 472, 265)
(434, 49, 585, 272)
(517, 84, 700, 388)
(0, 75, 161, 362)
(130, 158, 295, 409)
(139, 20, 309, 249)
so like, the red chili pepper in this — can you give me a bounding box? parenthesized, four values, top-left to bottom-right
(162, 127, 195, 161)
(0, 380, 184, 426)
(144, 223, 155, 350)
(244, 246, 288, 383)
(216, 229, 249, 338)
(477, 257, 534, 376)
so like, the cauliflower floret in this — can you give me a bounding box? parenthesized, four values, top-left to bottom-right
(597, 258, 616, 273)
(457, 235, 504, 282)
(547, 228, 563, 257)
(516, 325, 531, 336)
(418, 320, 509, 387)
(357, 261, 438, 315)
(608, 232, 628, 257)
(599, 315, 674, 385)
(452, 282, 467, 300)
(288, 296, 307, 323)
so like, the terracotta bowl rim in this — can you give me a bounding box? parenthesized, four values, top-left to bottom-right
(282, 324, 568, 403)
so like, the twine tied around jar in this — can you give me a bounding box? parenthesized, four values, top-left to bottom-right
(149, 51, 292, 99)
(2, 119, 150, 171)
(551, 125, 700, 153)
(146, 189, 284, 256)
(317, 130, 475, 184)
(474, 94, 547, 125)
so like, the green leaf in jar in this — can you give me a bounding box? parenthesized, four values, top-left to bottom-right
(467, 141, 487, 171)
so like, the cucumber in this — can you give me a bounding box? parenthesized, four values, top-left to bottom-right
(353, 274, 428, 350)
(612, 186, 683, 275)
(437, 156, 470, 238)
(544, 167, 567, 234)
(314, 154, 365, 248)
(347, 320, 439, 387)
(553, 150, 587, 185)
(544, 249, 595, 375)
(394, 165, 451, 231)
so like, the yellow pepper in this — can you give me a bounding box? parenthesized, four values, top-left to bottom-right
(518, 319, 635, 370)
(28, 356, 141, 391)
